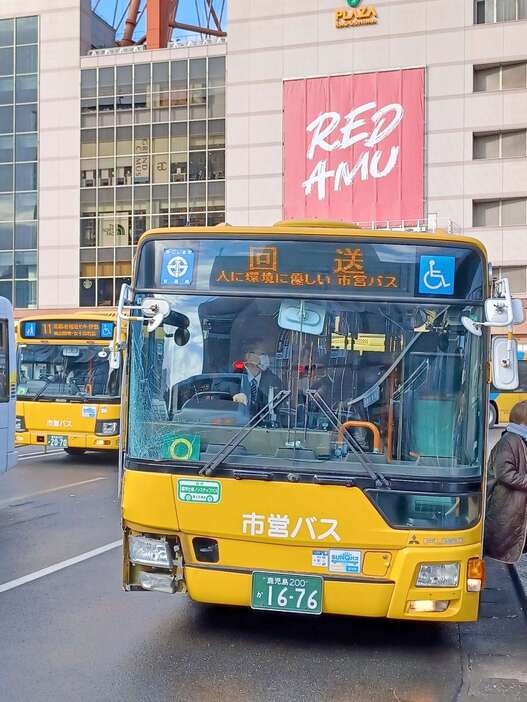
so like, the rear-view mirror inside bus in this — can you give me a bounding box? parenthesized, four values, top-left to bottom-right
(278, 300, 326, 335)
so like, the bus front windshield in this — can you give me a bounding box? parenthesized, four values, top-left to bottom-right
(128, 295, 484, 479)
(17, 344, 120, 400)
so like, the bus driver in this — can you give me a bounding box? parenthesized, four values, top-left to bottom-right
(233, 339, 283, 416)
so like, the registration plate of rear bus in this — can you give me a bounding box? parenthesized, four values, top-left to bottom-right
(251, 572, 323, 615)
(47, 435, 68, 448)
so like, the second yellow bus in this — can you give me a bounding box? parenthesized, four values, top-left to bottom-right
(16, 312, 121, 455)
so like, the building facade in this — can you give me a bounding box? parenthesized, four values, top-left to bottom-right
(0, 0, 225, 312)
(225, 0, 527, 292)
(0, 0, 526, 311)
(79, 47, 226, 306)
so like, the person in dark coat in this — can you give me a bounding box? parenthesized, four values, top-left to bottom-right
(485, 400, 527, 563)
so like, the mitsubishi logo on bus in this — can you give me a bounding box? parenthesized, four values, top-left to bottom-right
(336, 0, 378, 28)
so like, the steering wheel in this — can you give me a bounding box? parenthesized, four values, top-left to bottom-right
(182, 391, 233, 408)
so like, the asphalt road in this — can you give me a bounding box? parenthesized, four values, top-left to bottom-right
(0, 444, 526, 702)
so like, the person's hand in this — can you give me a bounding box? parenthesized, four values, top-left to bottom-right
(232, 392, 248, 406)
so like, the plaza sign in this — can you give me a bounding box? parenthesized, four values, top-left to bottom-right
(336, 0, 378, 28)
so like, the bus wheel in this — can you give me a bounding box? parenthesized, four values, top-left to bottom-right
(64, 448, 86, 456)
(489, 403, 497, 428)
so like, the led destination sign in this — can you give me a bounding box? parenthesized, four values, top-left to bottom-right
(20, 320, 115, 341)
(136, 239, 484, 300)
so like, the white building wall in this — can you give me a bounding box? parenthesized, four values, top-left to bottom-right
(0, 0, 89, 310)
(225, 0, 527, 270)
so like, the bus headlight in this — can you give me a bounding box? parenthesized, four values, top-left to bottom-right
(416, 563, 460, 588)
(95, 420, 120, 436)
(128, 535, 173, 568)
(16, 416, 26, 432)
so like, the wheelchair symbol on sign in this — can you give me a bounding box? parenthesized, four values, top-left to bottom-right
(167, 256, 189, 280)
(422, 259, 449, 291)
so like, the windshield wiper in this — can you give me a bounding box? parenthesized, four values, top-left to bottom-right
(31, 378, 55, 402)
(306, 390, 390, 489)
(199, 390, 291, 477)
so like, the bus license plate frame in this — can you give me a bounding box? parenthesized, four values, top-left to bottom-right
(47, 434, 68, 449)
(251, 571, 323, 615)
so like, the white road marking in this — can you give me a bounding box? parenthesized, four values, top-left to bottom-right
(0, 540, 122, 594)
(17, 449, 64, 460)
(0, 476, 109, 509)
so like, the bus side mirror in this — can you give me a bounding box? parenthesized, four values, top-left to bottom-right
(174, 327, 190, 347)
(462, 278, 524, 336)
(491, 336, 519, 391)
(141, 298, 171, 332)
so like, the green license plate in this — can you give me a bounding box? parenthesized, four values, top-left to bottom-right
(251, 572, 323, 615)
(47, 435, 68, 448)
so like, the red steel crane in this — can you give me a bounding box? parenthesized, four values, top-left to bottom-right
(92, 0, 226, 49)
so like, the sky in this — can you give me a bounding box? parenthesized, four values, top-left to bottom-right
(91, 0, 227, 41)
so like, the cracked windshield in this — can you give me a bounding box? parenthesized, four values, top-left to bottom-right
(17, 344, 119, 400)
(129, 295, 484, 478)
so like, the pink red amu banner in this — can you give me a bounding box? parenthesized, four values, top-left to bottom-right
(283, 68, 425, 224)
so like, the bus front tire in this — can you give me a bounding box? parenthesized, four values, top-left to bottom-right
(489, 403, 497, 429)
(64, 448, 86, 456)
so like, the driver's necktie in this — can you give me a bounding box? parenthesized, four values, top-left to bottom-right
(250, 378, 258, 407)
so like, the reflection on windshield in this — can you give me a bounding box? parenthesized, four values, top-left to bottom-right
(128, 296, 484, 478)
(17, 344, 119, 399)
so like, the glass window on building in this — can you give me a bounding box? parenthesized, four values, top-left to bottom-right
(80, 55, 225, 306)
(0, 14, 38, 307)
(474, 62, 527, 92)
(473, 129, 527, 159)
(0, 47, 14, 77)
(474, 0, 527, 23)
(473, 198, 527, 226)
(0, 19, 15, 48)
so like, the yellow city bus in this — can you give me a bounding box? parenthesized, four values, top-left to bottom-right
(119, 221, 508, 622)
(489, 351, 527, 426)
(15, 312, 121, 455)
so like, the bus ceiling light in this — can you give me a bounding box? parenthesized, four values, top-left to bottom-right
(128, 535, 173, 569)
(416, 563, 460, 588)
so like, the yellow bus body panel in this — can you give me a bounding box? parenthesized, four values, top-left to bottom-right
(123, 470, 481, 622)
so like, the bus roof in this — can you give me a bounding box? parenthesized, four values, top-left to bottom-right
(136, 221, 488, 258)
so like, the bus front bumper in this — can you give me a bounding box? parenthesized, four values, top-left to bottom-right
(124, 538, 482, 622)
(182, 563, 479, 622)
(16, 431, 119, 451)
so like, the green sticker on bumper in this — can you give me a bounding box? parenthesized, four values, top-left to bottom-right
(177, 479, 221, 504)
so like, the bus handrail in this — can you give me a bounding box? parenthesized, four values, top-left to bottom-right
(337, 420, 382, 454)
